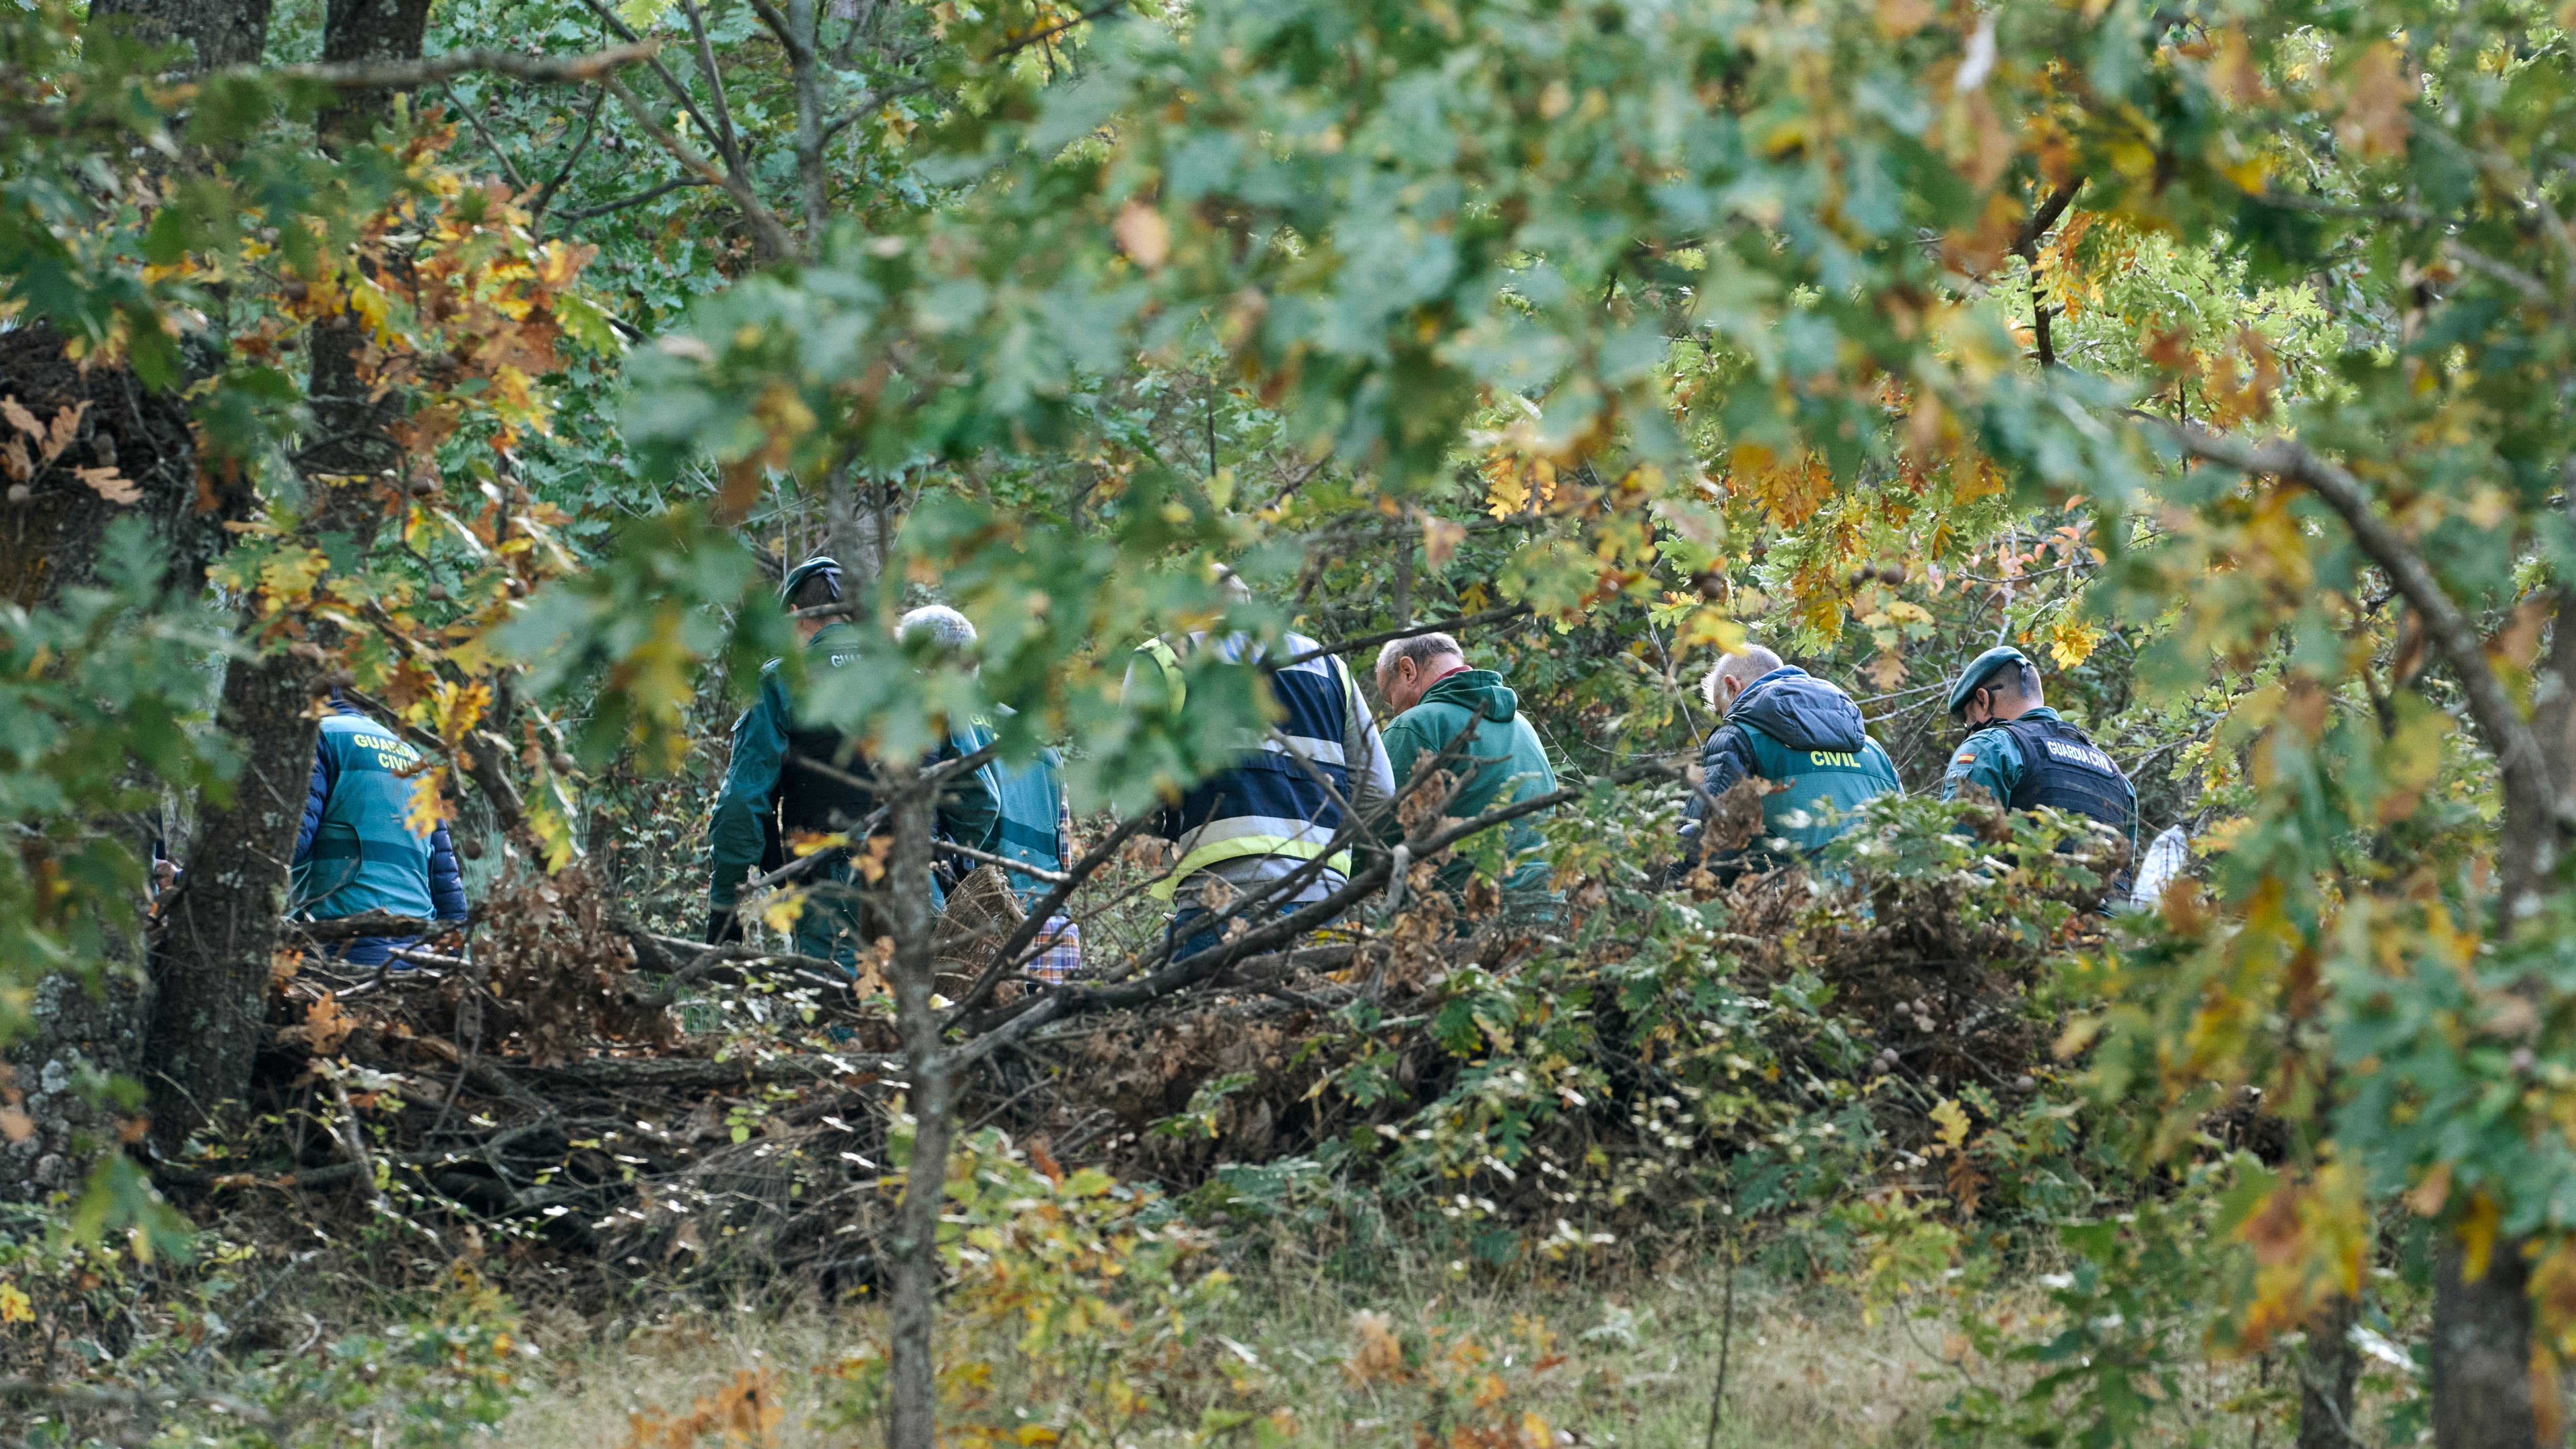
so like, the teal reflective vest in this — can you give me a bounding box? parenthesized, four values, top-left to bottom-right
(956, 712, 1069, 910)
(292, 713, 437, 919)
(1737, 724, 1903, 855)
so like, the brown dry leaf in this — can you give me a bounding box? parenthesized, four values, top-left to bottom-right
(2142, 322, 2197, 375)
(76, 467, 140, 504)
(2333, 42, 2415, 160)
(853, 833, 892, 884)
(2488, 594, 2551, 670)
(1343, 1309, 1409, 1385)
(41, 401, 87, 462)
(620, 1367, 782, 1449)
(1114, 202, 1170, 269)
(1863, 649, 1907, 691)
(286, 993, 355, 1055)
(1, 437, 29, 483)
(2208, 26, 2273, 105)
(0, 1108, 30, 1144)
(0, 397, 40, 440)
(2237, 1184, 2305, 1265)
(664, 1217, 705, 1260)
(1875, 0, 1933, 37)
(1421, 514, 1466, 569)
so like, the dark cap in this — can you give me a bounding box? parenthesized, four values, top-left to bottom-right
(780, 555, 842, 605)
(1947, 645, 2035, 722)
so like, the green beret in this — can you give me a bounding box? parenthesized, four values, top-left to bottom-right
(1947, 645, 2035, 721)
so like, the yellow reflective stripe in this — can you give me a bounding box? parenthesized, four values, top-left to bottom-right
(1151, 836, 1355, 900)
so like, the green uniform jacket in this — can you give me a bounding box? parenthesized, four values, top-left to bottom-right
(1380, 669, 1561, 903)
(705, 621, 1000, 910)
(1939, 705, 2139, 858)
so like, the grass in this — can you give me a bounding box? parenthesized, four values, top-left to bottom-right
(496, 1256, 1988, 1449)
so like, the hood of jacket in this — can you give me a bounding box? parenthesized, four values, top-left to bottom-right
(1726, 667, 1869, 753)
(1419, 668, 1518, 724)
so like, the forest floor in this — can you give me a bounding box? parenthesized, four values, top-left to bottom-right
(491, 1261, 2060, 1449)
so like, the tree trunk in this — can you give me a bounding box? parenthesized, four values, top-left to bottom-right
(2297, 1292, 2361, 1449)
(143, 0, 422, 1153)
(0, 325, 251, 1197)
(2424, 586, 2576, 1449)
(88, 0, 273, 70)
(0, 0, 272, 1192)
(143, 650, 325, 1152)
(2433, 1238, 2540, 1449)
(883, 779, 949, 1449)
(823, 466, 890, 602)
(316, 0, 436, 147)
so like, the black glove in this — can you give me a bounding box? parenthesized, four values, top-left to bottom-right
(704, 908, 745, 945)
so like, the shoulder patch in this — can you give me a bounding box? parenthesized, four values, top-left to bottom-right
(1953, 750, 1979, 765)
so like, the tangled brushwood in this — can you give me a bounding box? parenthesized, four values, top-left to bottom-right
(75, 790, 2134, 1322)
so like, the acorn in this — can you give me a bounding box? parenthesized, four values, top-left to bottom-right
(552, 751, 577, 775)
(426, 583, 448, 603)
(505, 576, 530, 596)
(1878, 564, 1906, 585)
(459, 838, 485, 861)
(1848, 568, 1870, 589)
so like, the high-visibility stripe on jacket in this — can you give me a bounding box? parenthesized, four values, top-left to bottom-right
(1136, 631, 1364, 900)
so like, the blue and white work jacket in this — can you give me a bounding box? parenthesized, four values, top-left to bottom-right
(1127, 630, 1395, 905)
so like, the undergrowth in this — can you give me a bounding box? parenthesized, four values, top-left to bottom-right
(4, 797, 2435, 1448)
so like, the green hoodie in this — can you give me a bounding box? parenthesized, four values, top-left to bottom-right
(1380, 669, 1562, 911)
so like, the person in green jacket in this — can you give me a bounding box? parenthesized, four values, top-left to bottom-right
(1676, 644, 1902, 880)
(1940, 645, 2138, 895)
(703, 558, 1000, 969)
(1374, 632, 1563, 924)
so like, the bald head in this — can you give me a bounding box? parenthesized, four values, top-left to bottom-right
(1701, 644, 1784, 712)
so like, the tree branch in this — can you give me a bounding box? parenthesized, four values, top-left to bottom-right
(946, 755, 1684, 1064)
(2146, 419, 2570, 914)
(601, 72, 798, 261)
(820, 0, 1130, 138)
(1277, 604, 1535, 668)
(440, 80, 528, 189)
(2013, 179, 2082, 370)
(940, 808, 1160, 1023)
(254, 39, 662, 90)
(680, 0, 747, 176)
(530, 84, 608, 226)
(555, 175, 713, 222)
(569, 0, 728, 143)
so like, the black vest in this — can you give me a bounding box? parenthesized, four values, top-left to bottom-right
(1994, 715, 2134, 836)
(778, 723, 878, 836)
